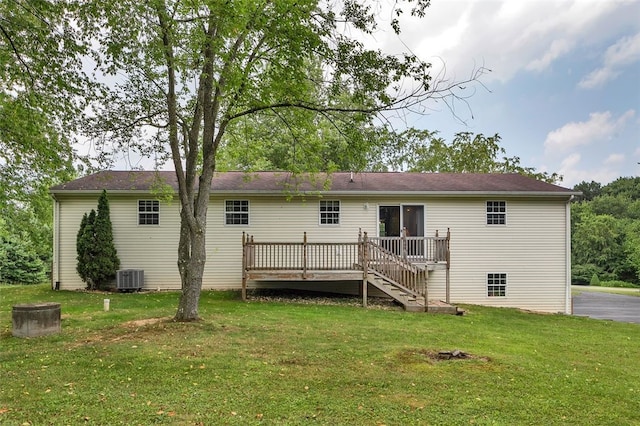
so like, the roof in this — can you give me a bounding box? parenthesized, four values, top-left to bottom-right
(50, 170, 579, 197)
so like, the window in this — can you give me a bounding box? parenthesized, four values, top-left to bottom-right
(486, 201, 506, 225)
(138, 200, 159, 225)
(320, 200, 340, 225)
(225, 200, 249, 225)
(487, 273, 507, 297)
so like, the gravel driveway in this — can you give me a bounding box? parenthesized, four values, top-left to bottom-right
(573, 291, 640, 324)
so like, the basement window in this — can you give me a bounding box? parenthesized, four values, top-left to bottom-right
(319, 200, 340, 225)
(225, 200, 249, 225)
(486, 201, 506, 225)
(138, 200, 159, 225)
(487, 273, 507, 297)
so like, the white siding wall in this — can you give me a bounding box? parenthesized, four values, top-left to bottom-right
(424, 197, 569, 313)
(55, 193, 570, 313)
(55, 194, 182, 290)
(203, 195, 378, 288)
(55, 194, 379, 291)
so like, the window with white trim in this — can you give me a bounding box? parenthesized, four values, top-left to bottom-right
(319, 200, 340, 225)
(138, 200, 159, 225)
(487, 273, 507, 297)
(486, 201, 506, 225)
(225, 200, 249, 225)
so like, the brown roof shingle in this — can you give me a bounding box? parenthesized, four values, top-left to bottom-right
(50, 170, 577, 196)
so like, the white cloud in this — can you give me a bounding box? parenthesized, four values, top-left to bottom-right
(560, 152, 582, 169)
(579, 32, 640, 89)
(544, 110, 635, 154)
(557, 153, 621, 187)
(383, 0, 627, 84)
(526, 39, 574, 72)
(604, 153, 625, 166)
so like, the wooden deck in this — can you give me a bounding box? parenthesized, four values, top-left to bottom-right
(242, 229, 452, 312)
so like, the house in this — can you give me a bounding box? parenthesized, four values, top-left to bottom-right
(50, 170, 579, 313)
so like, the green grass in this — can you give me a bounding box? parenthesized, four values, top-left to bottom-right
(572, 285, 640, 297)
(1, 284, 639, 425)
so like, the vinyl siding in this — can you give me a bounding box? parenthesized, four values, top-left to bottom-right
(54, 194, 182, 290)
(54, 193, 570, 313)
(424, 197, 569, 313)
(204, 195, 378, 288)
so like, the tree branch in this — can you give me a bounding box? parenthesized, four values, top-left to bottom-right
(0, 23, 35, 84)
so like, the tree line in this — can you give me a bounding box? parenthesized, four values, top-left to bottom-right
(572, 177, 640, 287)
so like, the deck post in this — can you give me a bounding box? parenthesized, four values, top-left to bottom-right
(357, 228, 362, 265)
(303, 232, 307, 279)
(445, 228, 451, 304)
(401, 227, 407, 260)
(241, 232, 247, 301)
(362, 232, 368, 308)
(424, 269, 429, 313)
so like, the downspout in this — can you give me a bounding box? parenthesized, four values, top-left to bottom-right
(565, 196, 574, 314)
(52, 193, 61, 290)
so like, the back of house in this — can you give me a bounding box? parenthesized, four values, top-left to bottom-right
(51, 171, 579, 313)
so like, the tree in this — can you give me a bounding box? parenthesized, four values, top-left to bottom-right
(76, 191, 120, 290)
(1, 1, 83, 271)
(0, 235, 47, 284)
(0, 218, 46, 285)
(375, 130, 561, 183)
(76, 212, 90, 284)
(603, 177, 640, 200)
(573, 181, 602, 202)
(76, 0, 486, 320)
(93, 190, 120, 288)
(0, 0, 87, 190)
(218, 101, 384, 173)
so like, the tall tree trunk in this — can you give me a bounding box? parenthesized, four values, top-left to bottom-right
(175, 208, 207, 321)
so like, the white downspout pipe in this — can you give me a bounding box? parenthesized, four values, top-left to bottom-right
(52, 194, 61, 290)
(565, 196, 574, 314)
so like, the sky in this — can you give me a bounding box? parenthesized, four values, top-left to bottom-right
(95, 0, 640, 189)
(379, 0, 640, 187)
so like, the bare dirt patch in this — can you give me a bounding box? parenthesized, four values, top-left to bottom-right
(397, 348, 491, 364)
(121, 317, 170, 328)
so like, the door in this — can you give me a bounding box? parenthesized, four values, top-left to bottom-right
(402, 205, 424, 238)
(379, 205, 425, 256)
(402, 205, 424, 256)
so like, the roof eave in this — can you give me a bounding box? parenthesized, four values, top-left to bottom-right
(285, 190, 580, 198)
(51, 188, 579, 198)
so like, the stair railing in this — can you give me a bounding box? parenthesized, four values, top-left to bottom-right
(360, 231, 426, 298)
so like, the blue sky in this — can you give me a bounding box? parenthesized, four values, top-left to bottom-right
(384, 0, 640, 187)
(95, 1, 639, 189)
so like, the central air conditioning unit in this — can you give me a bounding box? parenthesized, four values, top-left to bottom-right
(116, 269, 144, 291)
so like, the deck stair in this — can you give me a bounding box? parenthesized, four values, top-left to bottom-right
(367, 273, 426, 312)
(242, 229, 455, 313)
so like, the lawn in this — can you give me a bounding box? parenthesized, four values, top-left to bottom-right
(1, 284, 639, 425)
(572, 285, 640, 297)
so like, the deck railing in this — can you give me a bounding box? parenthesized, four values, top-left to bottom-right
(242, 229, 451, 304)
(244, 229, 448, 270)
(244, 238, 361, 271)
(368, 235, 449, 263)
(363, 236, 425, 296)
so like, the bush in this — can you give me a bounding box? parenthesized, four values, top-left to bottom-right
(0, 235, 46, 284)
(572, 263, 615, 285)
(590, 273, 601, 286)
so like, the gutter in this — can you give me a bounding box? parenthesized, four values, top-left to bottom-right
(50, 189, 582, 199)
